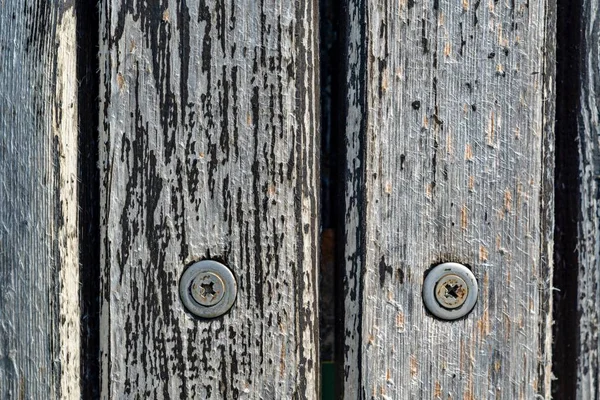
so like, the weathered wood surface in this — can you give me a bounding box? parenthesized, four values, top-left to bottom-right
(99, 1, 319, 398)
(0, 1, 80, 399)
(340, 0, 555, 398)
(577, 0, 600, 396)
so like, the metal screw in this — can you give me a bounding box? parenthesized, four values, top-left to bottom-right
(179, 260, 237, 319)
(190, 271, 225, 306)
(423, 262, 478, 320)
(435, 274, 468, 309)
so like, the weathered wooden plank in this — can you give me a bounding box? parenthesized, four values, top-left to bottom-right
(576, 0, 600, 396)
(340, 0, 555, 398)
(0, 1, 80, 399)
(99, 1, 319, 398)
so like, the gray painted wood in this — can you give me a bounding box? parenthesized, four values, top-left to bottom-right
(0, 1, 80, 399)
(340, 1, 555, 398)
(99, 1, 319, 398)
(577, 0, 600, 396)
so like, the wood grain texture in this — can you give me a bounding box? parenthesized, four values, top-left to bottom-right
(577, 0, 600, 396)
(0, 1, 80, 399)
(99, 1, 319, 398)
(340, 0, 555, 398)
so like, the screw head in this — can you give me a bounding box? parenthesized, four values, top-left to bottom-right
(423, 262, 478, 320)
(179, 260, 237, 318)
(190, 271, 225, 306)
(434, 274, 469, 309)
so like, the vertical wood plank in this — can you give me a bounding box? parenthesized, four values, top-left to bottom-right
(340, 0, 555, 398)
(0, 1, 80, 399)
(577, 0, 600, 396)
(99, 1, 319, 398)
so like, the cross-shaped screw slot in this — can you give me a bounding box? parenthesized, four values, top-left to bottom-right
(445, 284, 460, 299)
(200, 281, 217, 299)
(434, 274, 468, 309)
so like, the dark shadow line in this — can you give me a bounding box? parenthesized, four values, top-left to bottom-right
(553, 0, 582, 397)
(76, 1, 101, 398)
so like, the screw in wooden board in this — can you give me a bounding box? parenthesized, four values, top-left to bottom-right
(434, 274, 468, 309)
(422, 262, 478, 320)
(190, 272, 225, 307)
(179, 260, 237, 319)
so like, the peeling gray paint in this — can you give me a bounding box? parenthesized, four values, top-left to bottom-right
(99, 1, 320, 398)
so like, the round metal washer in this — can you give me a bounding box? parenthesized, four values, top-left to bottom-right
(423, 262, 478, 320)
(179, 260, 237, 319)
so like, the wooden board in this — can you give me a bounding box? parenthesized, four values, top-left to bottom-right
(0, 1, 80, 399)
(340, 1, 555, 398)
(99, 1, 319, 398)
(576, 0, 600, 396)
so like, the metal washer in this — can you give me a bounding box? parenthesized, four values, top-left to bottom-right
(422, 262, 478, 320)
(180, 260, 237, 319)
